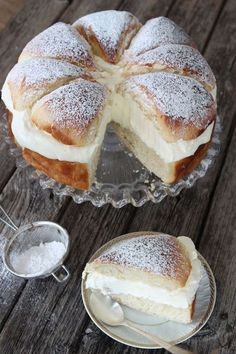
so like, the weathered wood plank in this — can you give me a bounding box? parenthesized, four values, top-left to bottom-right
(61, 0, 124, 23)
(189, 124, 236, 354)
(0, 0, 235, 354)
(0, 0, 26, 31)
(168, 0, 227, 52)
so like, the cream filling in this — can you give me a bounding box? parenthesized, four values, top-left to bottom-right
(2, 81, 108, 164)
(2, 61, 214, 164)
(85, 236, 202, 309)
(112, 93, 214, 163)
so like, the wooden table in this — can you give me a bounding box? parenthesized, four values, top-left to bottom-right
(0, 0, 235, 353)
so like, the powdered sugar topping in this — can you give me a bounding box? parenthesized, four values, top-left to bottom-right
(125, 71, 215, 128)
(98, 234, 190, 278)
(20, 22, 94, 67)
(8, 58, 86, 87)
(75, 10, 138, 61)
(127, 17, 194, 56)
(38, 79, 107, 132)
(129, 44, 216, 89)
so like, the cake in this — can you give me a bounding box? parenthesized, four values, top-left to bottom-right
(83, 233, 202, 323)
(1, 10, 217, 189)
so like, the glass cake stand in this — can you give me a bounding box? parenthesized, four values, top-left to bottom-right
(1, 114, 221, 208)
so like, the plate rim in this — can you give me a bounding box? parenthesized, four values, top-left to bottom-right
(81, 231, 217, 349)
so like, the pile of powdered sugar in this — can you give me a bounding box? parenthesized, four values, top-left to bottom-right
(10, 241, 66, 276)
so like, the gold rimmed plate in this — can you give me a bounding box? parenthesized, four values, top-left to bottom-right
(82, 232, 216, 349)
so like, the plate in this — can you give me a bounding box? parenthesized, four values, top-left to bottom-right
(1, 114, 221, 208)
(81, 231, 216, 349)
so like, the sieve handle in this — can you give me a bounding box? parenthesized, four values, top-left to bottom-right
(0, 204, 18, 231)
(52, 265, 70, 283)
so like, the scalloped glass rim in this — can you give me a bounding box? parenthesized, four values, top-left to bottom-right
(1, 114, 221, 208)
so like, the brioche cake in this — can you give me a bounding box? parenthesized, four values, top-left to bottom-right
(83, 233, 202, 323)
(2, 10, 217, 189)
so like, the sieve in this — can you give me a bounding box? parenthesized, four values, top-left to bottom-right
(0, 205, 70, 282)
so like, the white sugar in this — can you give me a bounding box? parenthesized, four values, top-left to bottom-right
(126, 71, 214, 129)
(76, 11, 136, 58)
(98, 235, 189, 278)
(9, 58, 85, 87)
(21, 22, 93, 67)
(10, 241, 66, 276)
(131, 44, 215, 89)
(39, 79, 107, 132)
(128, 17, 194, 56)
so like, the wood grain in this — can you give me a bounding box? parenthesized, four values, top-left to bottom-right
(0, 0, 235, 353)
(0, 0, 26, 31)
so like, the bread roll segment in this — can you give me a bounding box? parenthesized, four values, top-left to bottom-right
(19, 22, 95, 68)
(31, 78, 109, 146)
(6, 58, 89, 110)
(2, 11, 217, 190)
(73, 10, 141, 64)
(125, 16, 196, 57)
(117, 71, 216, 142)
(121, 44, 216, 92)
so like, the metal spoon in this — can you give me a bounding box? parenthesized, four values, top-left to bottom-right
(90, 292, 194, 354)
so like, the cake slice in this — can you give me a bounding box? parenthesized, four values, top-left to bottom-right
(83, 233, 202, 323)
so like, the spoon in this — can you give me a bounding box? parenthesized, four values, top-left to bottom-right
(90, 292, 194, 354)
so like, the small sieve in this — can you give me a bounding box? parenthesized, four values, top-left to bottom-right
(0, 205, 70, 282)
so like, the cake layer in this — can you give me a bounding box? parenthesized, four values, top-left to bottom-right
(3, 82, 108, 164)
(112, 294, 194, 323)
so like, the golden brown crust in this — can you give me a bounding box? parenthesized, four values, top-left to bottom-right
(23, 148, 89, 190)
(18, 22, 95, 69)
(6, 58, 89, 111)
(118, 72, 216, 142)
(73, 11, 141, 64)
(121, 44, 216, 92)
(91, 233, 192, 288)
(7, 111, 90, 190)
(31, 78, 108, 147)
(114, 121, 213, 184)
(174, 141, 210, 182)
